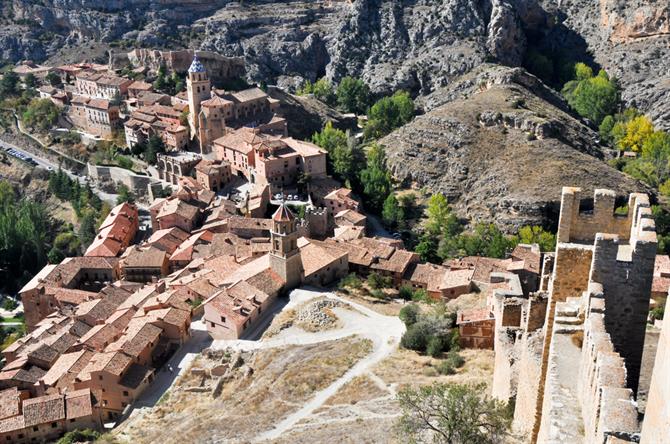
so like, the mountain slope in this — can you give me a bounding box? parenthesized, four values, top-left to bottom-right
(381, 65, 650, 232)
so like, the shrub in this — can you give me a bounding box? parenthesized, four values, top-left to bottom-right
(370, 289, 386, 299)
(367, 272, 392, 289)
(56, 429, 101, 444)
(650, 305, 665, 321)
(399, 303, 420, 326)
(412, 288, 430, 303)
(444, 350, 465, 369)
(426, 336, 445, 358)
(339, 273, 362, 290)
(399, 285, 414, 301)
(400, 321, 432, 351)
(436, 360, 456, 375)
(2, 298, 17, 311)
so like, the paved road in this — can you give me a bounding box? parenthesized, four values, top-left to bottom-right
(0, 137, 120, 206)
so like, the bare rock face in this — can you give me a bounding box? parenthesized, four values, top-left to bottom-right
(487, 0, 526, 67)
(381, 65, 651, 232)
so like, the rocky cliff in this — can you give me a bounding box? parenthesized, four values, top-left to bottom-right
(381, 65, 651, 232)
(2, 0, 668, 127)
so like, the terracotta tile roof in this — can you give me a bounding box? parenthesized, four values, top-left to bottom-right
(44, 287, 98, 306)
(128, 80, 152, 91)
(0, 366, 47, 384)
(0, 388, 21, 420)
(299, 239, 348, 278)
(106, 320, 162, 357)
(78, 351, 131, 380)
(156, 198, 200, 222)
(334, 225, 365, 241)
(440, 269, 475, 290)
(37, 257, 119, 289)
(404, 263, 449, 292)
(205, 280, 269, 325)
(652, 275, 670, 294)
(75, 298, 119, 325)
(0, 413, 25, 433)
(508, 244, 541, 274)
(456, 308, 494, 325)
(446, 256, 512, 283)
(228, 216, 272, 232)
(335, 209, 366, 225)
(40, 350, 94, 387)
(170, 231, 214, 263)
(372, 249, 419, 275)
(245, 268, 284, 296)
(65, 388, 94, 419)
(121, 245, 168, 268)
(147, 227, 190, 254)
(272, 203, 295, 222)
(184, 276, 219, 299)
(228, 87, 268, 103)
(77, 323, 122, 351)
(23, 393, 65, 427)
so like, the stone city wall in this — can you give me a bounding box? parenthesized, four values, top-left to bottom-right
(87, 163, 154, 195)
(556, 187, 642, 244)
(578, 284, 640, 443)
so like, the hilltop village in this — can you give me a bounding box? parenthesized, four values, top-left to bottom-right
(0, 53, 669, 444)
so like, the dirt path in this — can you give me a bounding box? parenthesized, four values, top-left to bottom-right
(207, 288, 405, 442)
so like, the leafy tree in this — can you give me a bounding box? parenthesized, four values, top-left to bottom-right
(22, 98, 59, 131)
(78, 211, 97, 247)
(23, 73, 36, 88)
(364, 91, 415, 140)
(0, 71, 19, 97)
(56, 429, 101, 444)
(312, 78, 336, 105)
(622, 159, 659, 188)
(396, 383, 512, 444)
(359, 143, 392, 214)
(116, 184, 136, 204)
(599, 115, 616, 144)
(382, 193, 402, 228)
(336, 76, 371, 115)
(367, 272, 392, 289)
(45, 72, 62, 87)
(399, 303, 420, 325)
(145, 134, 166, 164)
(562, 66, 618, 125)
(616, 115, 655, 152)
(312, 121, 347, 153)
(415, 233, 440, 263)
(48, 247, 66, 264)
(398, 286, 415, 302)
(516, 226, 556, 251)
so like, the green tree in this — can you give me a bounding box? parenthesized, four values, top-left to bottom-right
(0, 71, 19, 97)
(396, 383, 512, 444)
(78, 211, 97, 247)
(22, 98, 60, 131)
(382, 193, 401, 228)
(116, 184, 136, 204)
(45, 72, 62, 87)
(359, 143, 392, 213)
(523, 48, 553, 82)
(23, 73, 36, 88)
(364, 91, 415, 140)
(517, 226, 556, 251)
(336, 76, 371, 115)
(145, 134, 166, 164)
(562, 67, 619, 125)
(312, 121, 347, 154)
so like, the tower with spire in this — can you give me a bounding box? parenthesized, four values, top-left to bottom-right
(186, 54, 211, 140)
(269, 202, 304, 289)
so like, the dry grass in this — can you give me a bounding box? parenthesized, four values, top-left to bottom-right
(336, 291, 405, 316)
(323, 375, 388, 406)
(116, 336, 373, 443)
(374, 348, 495, 390)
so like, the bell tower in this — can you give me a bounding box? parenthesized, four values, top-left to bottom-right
(186, 54, 211, 139)
(269, 203, 303, 290)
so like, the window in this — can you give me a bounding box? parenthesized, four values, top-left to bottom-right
(70, 418, 75, 423)
(32, 427, 38, 432)
(98, 375, 103, 381)
(51, 422, 57, 428)
(123, 391, 129, 397)
(220, 316, 226, 323)
(103, 399, 108, 406)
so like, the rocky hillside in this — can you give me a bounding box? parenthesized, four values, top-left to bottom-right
(381, 65, 651, 232)
(2, 0, 668, 127)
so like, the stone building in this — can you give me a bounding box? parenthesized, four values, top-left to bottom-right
(156, 151, 202, 185)
(68, 96, 120, 139)
(194, 159, 232, 192)
(74, 71, 133, 100)
(268, 204, 304, 289)
(493, 187, 658, 443)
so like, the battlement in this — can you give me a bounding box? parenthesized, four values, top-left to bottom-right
(578, 285, 640, 443)
(556, 187, 652, 244)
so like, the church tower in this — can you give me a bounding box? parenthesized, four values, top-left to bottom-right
(186, 55, 211, 140)
(269, 203, 304, 290)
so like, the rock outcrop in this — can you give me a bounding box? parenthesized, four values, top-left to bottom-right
(381, 65, 651, 232)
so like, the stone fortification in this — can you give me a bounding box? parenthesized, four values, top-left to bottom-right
(495, 187, 658, 443)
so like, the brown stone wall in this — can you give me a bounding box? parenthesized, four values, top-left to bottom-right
(512, 331, 544, 436)
(641, 296, 670, 443)
(459, 319, 495, 349)
(550, 244, 593, 302)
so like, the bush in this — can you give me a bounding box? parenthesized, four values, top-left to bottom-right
(364, 91, 415, 140)
(562, 66, 618, 125)
(650, 305, 665, 321)
(436, 360, 456, 375)
(411, 288, 430, 303)
(400, 321, 432, 351)
(370, 289, 386, 299)
(22, 98, 60, 131)
(339, 273, 362, 290)
(398, 285, 414, 301)
(336, 76, 371, 115)
(426, 336, 445, 358)
(57, 429, 101, 444)
(445, 350, 465, 369)
(367, 272, 392, 289)
(2, 298, 17, 311)
(399, 303, 420, 326)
